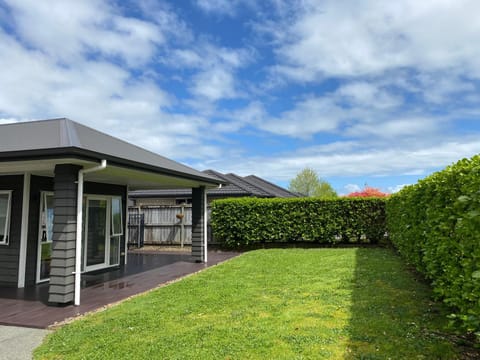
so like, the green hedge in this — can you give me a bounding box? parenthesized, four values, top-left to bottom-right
(211, 197, 386, 246)
(387, 155, 480, 337)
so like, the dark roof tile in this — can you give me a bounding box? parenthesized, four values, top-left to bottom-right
(130, 170, 299, 199)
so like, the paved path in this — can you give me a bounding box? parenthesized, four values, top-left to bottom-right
(0, 325, 50, 360)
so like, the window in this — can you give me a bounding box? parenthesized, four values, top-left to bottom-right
(111, 197, 123, 237)
(37, 192, 54, 282)
(82, 195, 123, 271)
(0, 191, 12, 245)
(110, 197, 122, 266)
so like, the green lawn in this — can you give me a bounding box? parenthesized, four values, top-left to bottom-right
(35, 249, 469, 359)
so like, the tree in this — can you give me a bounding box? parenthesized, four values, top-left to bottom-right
(346, 186, 389, 198)
(288, 168, 337, 199)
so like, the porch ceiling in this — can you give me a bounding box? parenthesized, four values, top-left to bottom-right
(0, 158, 217, 190)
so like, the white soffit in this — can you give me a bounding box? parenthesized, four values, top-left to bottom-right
(0, 158, 216, 190)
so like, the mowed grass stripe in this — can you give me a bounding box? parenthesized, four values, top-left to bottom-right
(35, 249, 463, 359)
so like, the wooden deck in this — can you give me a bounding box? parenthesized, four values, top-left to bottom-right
(0, 251, 240, 329)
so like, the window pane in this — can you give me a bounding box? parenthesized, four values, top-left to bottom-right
(39, 193, 54, 281)
(86, 199, 107, 267)
(111, 197, 123, 236)
(110, 235, 120, 265)
(39, 242, 52, 280)
(0, 193, 9, 241)
(46, 194, 54, 241)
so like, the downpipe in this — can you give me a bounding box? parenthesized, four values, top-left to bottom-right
(74, 160, 107, 306)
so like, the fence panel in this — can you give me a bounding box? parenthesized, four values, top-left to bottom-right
(128, 205, 197, 246)
(127, 211, 144, 248)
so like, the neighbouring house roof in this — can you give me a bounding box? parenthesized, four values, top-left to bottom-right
(129, 170, 299, 199)
(0, 118, 223, 190)
(243, 175, 298, 198)
(202, 170, 255, 196)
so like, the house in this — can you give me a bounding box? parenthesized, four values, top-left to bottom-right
(129, 169, 298, 206)
(0, 118, 222, 306)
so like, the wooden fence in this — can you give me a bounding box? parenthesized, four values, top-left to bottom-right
(128, 205, 212, 246)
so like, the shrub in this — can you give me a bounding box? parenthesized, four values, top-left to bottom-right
(387, 154, 480, 337)
(346, 186, 390, 198)
(211, 197, 386, 247)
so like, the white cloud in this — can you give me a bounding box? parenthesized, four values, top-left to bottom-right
(195, 0, 237, 16)
(194, 0, 258, 17)
(125, 117, 221, 160)
(0, 29, 170, 124)
(388, 184, 410, 193)
(226, 84, 440, 140)
(346, 117, 440, 139)
(416, 73, 476, 104)
(336, 82, 403, 109)
(170, 49, 204, 68)
(165, 43, 252, 103)
(0, 0, 249, 159)
(167, 44, 251, 70)
(273, 0, 480, 80)
(259, 97, 344, 138)
(190, 67, 238, 101)
(4, 0, 166, 66)
(0, 118, 19, 125)
(1, 0, 479, 189)
(344, 184, 361, 194)
(214, 101, 267, 132)
(194, 137, 480, 181)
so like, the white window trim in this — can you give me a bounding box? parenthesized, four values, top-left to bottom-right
(0, 190, 12, 245)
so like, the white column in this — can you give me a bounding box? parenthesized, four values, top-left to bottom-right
(203, 189, 208, 263)
(124, 185, 129, 265)
(18, 172, 31, 288)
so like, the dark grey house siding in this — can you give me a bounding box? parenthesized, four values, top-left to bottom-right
(25, 176, 54, 286)
(49, 165, 81, 304)
(0, 175, 24, 286)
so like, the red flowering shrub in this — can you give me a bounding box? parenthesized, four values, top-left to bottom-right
(346, 186, 390, 198)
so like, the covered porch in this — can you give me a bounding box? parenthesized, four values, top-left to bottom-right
(0, 250, 239, 328)
(0, 118, 225, 308)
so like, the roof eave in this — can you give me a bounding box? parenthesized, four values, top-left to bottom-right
(0, 147, 225, 187)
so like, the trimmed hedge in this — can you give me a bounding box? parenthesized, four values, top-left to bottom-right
(211, 197, 386, 246)
(387, 154, 480, 337)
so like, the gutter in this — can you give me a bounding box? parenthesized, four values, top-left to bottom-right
(74, 160, 107, 306)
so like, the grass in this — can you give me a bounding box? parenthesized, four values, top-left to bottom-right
(35, 248, 470, 359)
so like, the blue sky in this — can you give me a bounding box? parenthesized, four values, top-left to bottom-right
(1, 0, 480, 194)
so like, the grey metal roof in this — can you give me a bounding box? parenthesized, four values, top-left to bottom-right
(223, 173, 272, 197)
(130, 170, 299, 199)
(202, 170, 251, 196)
(0, 118, 222, 186)
(243, 175, 298, 198)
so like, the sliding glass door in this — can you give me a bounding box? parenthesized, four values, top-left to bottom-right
(84, 197, 108, 271)
(83, 195, 122, 272)
(38, 193, 122, 280)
